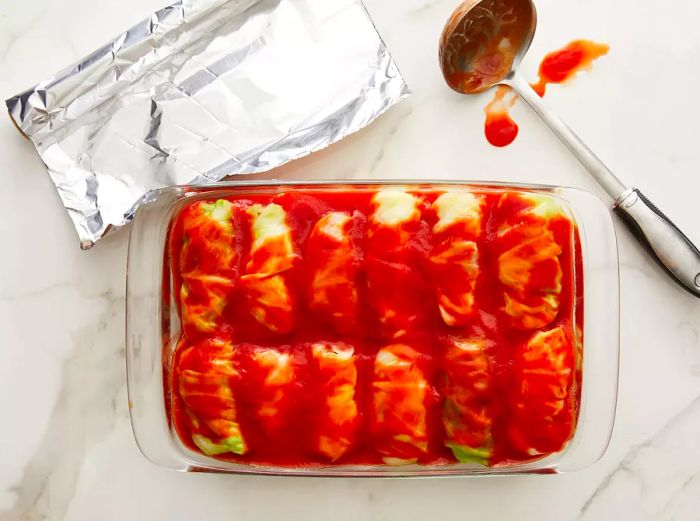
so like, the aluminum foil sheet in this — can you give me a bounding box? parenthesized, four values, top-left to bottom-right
(6, 0, 410, 249)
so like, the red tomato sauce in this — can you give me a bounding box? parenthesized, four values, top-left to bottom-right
(483, 39, 609, 147)
(531, 40, 610, 97)
(484, 112, 519, 147)
(165, 187, 584, 468)
(484, 86, 519, 147)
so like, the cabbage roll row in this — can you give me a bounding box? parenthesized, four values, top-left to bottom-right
(177, 190, 571, 340)
(175, 326, 576, 465)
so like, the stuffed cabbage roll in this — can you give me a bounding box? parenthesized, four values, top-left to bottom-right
(429, 191, 485, 326)
(179, 199, 238, 274)
(176, 338, 247, 456)
(245, 203, 297, 275)
(442, 335, 493, 465)
(371, 343, 429, 464)
(508, 326, 576, 456)
(239, 275, 296, 335)
(494, 193, 570, 329)
(310, 342, 360, 461)
(366, 190, 428, 339)
(177, 199, 238, 337)
(180, 274, 235, 336)
(367, 189, 421, 251)
(306, 212, 361, 333)
(248, 347, 297, 437)
(239, 203, 298, 334)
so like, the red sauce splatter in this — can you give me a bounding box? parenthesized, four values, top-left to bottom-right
(484, 113, 519, 147)
(484, 86, 519, 147)
(483, 39, 609, 146)
(531, 40, 610, 97)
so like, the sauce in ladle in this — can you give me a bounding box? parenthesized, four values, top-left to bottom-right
(483, 39, 609, 147)
(440, 0, 534, 94)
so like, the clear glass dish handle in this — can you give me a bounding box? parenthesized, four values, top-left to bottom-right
(507, 71, 700, 298)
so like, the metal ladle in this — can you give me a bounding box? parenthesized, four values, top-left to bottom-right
(439, 0, 700, 298)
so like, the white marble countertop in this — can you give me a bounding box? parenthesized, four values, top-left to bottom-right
(1, 0, 700, 519)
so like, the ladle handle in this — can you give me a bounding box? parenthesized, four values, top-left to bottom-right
(507, 71, 700, 298)
(506, 72, 625, 198)
(614, 189, 700, 297)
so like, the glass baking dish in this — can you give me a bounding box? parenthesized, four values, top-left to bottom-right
(126, 180, 619, 476)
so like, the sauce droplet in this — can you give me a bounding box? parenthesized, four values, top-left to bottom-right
(531, 40, 609, 97)
(484, 86, 519, 147)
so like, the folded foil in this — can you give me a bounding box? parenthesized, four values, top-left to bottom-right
(6, 0, 410, 249)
